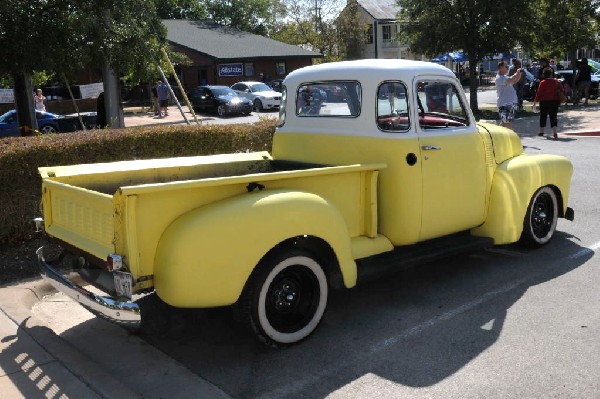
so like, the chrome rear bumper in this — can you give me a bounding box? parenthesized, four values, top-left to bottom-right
(36, 247, 141, 328)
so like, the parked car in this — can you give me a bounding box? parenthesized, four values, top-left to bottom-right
(231, 81, 282, 111)
(189, 86, 253, 116)
(555, 70, 599, 100)
(521, 69, 538, 102)
(0, 109, 60, 137)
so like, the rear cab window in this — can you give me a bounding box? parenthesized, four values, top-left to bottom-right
(377, 81, 410, 132)
(294, 81, 361, 117)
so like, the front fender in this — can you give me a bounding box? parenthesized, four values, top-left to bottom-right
(472, 153, 573, 244)
(154, 189, 356, 307)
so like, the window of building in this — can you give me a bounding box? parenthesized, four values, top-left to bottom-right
(382, 25, 392, 42)
(295, 81, 361, 117)
(245, 63, 254, 77)
(276, 62, 286, 76)
(377, 81, 409, 132)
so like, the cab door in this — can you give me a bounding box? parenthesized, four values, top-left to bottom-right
(415, 78, 487, 241)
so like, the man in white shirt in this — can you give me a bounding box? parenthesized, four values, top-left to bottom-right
(495, 61, 524, 129)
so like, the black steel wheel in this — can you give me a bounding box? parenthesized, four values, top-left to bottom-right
(519, 186, 558, 247)
(39, 124, 57, 134)
(235, 250, 328, 348)
(253, 98, 263, 112)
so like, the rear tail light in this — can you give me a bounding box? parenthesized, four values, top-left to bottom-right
(107, 254, 123, 271)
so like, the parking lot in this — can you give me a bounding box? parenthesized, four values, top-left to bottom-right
(1, 96, 599, 399)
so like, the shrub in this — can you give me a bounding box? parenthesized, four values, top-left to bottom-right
(0, 120, 277, 244)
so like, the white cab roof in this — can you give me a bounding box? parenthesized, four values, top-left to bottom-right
(284, 59, 455, 87)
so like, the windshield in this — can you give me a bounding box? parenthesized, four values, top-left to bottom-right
(587, 59, 600, 72)
(250, 83, 272, 92)
(0, 111, 15, 123)
(212, 87, 236, 97)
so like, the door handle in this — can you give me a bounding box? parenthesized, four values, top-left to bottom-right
(421, 145, 442, 151)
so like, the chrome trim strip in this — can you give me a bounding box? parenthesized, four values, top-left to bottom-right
(36, 247, 141, 328)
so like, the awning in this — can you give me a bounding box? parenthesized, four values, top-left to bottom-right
(432, 51, 468, 63)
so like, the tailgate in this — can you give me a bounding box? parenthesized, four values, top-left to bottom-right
(41, 179, 115, 260)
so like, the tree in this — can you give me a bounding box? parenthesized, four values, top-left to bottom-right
(0, 0, 166, 133)
(336, 0, 369, 60)
(153, 0, 206, 19)
(522, 0, 600, 65)
(203, 0, 277, 36)
(0, 0, 77, 134)
(396, 0, 535, 113)
(271, 0, 346, 62)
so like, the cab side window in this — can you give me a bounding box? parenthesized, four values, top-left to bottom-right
(377, 81, 409, 132)
(296, 81, 361, 117)
(416, 81, 469, 129)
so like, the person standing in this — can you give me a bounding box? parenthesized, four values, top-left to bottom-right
(574, 58, 592, 105)
(156, 80, 170, 117)
(151, 81, 160, 116)
(495, 60, 524, 129)
(532, 67, 564, 139)
(33, 89, 46, 111)
(509, 59, 525, 111)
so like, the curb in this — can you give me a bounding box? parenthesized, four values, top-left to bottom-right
(0, 279, 231, 399)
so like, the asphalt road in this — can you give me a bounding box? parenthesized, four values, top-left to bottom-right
(139, 131, 599, 398)
(22, 130, 599, 398)
(2, 99, 598, 398)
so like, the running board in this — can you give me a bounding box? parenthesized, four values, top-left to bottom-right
(356, 232, 494, 284)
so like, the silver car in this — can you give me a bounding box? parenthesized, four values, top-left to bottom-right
(231, 81, 282, 111)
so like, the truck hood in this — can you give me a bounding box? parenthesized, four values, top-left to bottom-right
(477, 122, 523, 164)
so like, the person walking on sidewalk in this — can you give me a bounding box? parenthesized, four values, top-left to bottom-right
(495, 60, 524, 129)
(532, 67, 564, 139)
(574, 58, 592, 105)
(156, 80, 170, 118)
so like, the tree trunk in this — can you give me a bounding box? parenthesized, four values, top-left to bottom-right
(12, 72, 37, 136)
(102, 60, 124, 128)
(468, 59, 479, 113)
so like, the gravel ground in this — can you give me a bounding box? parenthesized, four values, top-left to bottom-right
(0, 237, 66, 286)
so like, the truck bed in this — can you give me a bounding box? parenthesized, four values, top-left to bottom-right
(40, 151, 385, 280)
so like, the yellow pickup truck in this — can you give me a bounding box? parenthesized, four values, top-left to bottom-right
(36, 59, 574, 347)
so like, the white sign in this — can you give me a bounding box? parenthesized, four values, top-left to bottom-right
(0, 89, 14, 104)
(79, 83, 104, 99)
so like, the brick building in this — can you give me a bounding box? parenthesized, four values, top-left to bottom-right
(163, 20, 322, 89)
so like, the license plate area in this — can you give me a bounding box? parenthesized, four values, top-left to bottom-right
(113, 271, 133, 298)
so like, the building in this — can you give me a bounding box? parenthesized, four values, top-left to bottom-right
(163, 20, 322, 89)
(341, 0, 423, 60)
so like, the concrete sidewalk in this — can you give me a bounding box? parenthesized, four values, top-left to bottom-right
(511, 103, 599, 138)
(0, 279, 230, 399)
(124, 105, 208, 128)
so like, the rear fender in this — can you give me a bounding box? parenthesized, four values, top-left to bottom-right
(472, 154, 573, 244)
(154, 189, 355, 307)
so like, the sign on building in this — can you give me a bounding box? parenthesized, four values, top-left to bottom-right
(0, 89, 14, 104)
(79, 83, 104, 99)
(218, 63, 244, 77)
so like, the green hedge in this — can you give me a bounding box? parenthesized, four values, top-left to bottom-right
(0, 120, 277, 244)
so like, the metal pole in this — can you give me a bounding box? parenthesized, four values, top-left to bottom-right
(62, 74, 86, 133)
(160, 48, 201, 125)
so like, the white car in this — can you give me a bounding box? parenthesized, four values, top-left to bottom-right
(231, 81, 282, 111)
